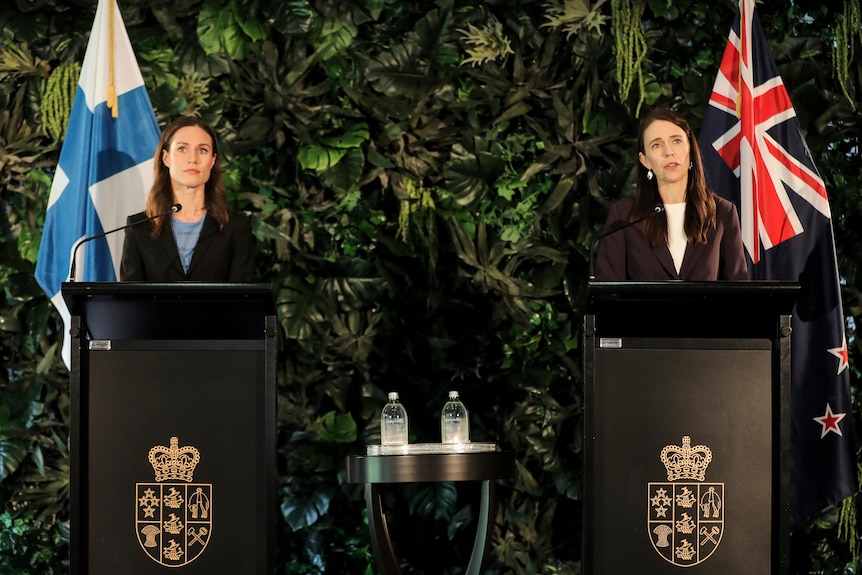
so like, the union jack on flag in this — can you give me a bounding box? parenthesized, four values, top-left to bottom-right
(699, 0, 857, 523)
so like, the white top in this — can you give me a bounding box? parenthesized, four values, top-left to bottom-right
(664, 203, 687, 273)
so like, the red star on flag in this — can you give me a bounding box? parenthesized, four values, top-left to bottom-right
(827, 340, 849, 375)
(813, 404, 846, 439)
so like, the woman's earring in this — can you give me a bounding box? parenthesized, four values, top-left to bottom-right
(647, 169, 654, 181)
(690, 161, 693, 170)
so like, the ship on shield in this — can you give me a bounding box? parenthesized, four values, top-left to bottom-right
(136, 437, 212, 567)
(647, 436, 724, 567)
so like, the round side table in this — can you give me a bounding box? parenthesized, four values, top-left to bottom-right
(346, 451, 515, 575)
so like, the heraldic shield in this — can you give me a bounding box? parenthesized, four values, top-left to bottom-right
(136, 437, 212, 567)
(648, 436, 724, 567)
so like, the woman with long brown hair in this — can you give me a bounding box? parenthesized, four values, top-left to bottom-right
(594, 108, 747, 281)
(120, 116, 254, 281)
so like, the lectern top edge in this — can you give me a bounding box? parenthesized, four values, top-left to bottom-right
(62, 281, 273, 294)
(61, 281, 276, 316)
(587, 279, 799, 293)
(586, 280, 799, 309)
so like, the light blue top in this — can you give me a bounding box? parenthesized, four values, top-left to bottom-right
(171, 215, 206, 275)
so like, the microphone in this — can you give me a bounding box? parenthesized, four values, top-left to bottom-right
(589, 203, 665, 279)
(69, 203, 182, 282)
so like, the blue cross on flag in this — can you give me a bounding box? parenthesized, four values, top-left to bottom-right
(698, 0, 857, 523)
(35, 0, 160, 367)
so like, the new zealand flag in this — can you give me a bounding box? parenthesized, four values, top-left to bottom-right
(698, 0, 857, 523)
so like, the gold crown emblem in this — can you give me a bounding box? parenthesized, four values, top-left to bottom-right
(148, 437, 200, 482)
(660, 436, 712, 482)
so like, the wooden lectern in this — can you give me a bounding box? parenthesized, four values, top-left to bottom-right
(583, 281, 798, 575)
(62, 282, 278, 575)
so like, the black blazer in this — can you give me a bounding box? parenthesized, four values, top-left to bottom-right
(120, 211, 254, 282)
(594, 195, 748, 281)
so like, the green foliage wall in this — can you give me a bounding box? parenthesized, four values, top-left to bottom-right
(1, 0, 861, 573)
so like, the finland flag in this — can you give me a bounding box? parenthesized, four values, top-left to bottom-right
(35, 0, 160, 368)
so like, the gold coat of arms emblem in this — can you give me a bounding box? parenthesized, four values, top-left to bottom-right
(136, 437, 212, 567)
(648, 436, 724, 567)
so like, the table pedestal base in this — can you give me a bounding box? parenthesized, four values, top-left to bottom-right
(365, 480, 494, 575)
(346, 451, 514, 575)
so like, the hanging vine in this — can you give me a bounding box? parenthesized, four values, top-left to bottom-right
(833, 0, 861, 110)
(838, 463, 862, 567)
(397, 178, 439, 272)
(40, 62, 80, 142)
(611, 0, 648, 115)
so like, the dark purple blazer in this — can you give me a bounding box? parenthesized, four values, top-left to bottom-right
(594, 195, 748, 281)
(119, 210, 254, 282)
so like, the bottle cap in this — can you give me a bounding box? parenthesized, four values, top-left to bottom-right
(388, 391, 399, 401)
(449, 390, 459, 399)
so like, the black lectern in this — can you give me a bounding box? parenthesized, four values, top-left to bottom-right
(583, 281, 798, 575)
(62, 282, 278, 575)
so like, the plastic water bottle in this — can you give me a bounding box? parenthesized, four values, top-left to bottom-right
(441, 391, 470, 444)
(380, 392, 408, 446)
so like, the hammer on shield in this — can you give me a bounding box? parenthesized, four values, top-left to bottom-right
(699, 525, 719, 546)
(188, 526, 208, 546)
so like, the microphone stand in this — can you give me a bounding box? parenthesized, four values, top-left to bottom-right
(589, 204, 665, 279)
(69, 203, 182, 282)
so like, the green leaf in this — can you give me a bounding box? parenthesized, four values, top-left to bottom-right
(412, 7, 459, 67)
(442, 138, 507, 207)
(315, 411, 357, 443)
(321, 123, 370, 149)
(36, 342, 56, 375)
(298, 123, 369, 173)
(197, 0, 263, 59)
(17, 225, 39, 264)
(320, 148, 365, 193)
(237, 12, 267, 42)
(315, 20, 358, 61)
(643, 79, 663, 106)
(280, 483, 336, 531)
(404, 481, 457, 521)
(364, 0, 386, 21)
(221, 21, 251, 60)
(317, 258, 386, 312)
(0, 438, 28, 482)
(197, 0, 234, 56)
(298, 145, 347, 171)
(276, 275, 337, 342)
(447, 504, 474, 541)
(269, 0, 316, 37)
(366, 41, 426, 99)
